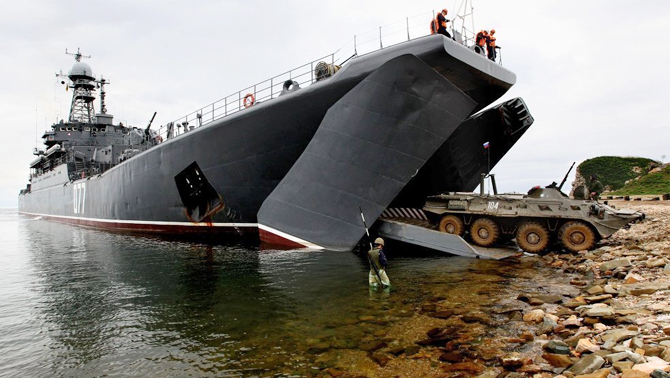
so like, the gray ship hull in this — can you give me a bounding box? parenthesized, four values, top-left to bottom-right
(19, 35, 526, 247)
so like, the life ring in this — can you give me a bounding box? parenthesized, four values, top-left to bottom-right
(243, 93, 255, 108)
(155, 135, 163, 143)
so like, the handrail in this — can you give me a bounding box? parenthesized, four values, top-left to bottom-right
(157, 10, 475, 141)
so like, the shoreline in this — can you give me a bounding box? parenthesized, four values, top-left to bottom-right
(317, 201, 670, 378)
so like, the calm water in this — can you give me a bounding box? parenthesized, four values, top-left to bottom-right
(0, 208, 564, 377)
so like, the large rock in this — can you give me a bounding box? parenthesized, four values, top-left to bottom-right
(567, 354, 606, 375)
(601, 329, 640, 344)
(601, 258, 632, 272)
(652, 369, 670, 378)
(543, 353, 575, 368)
(633, 356, 670, 374)
(614, 361, 635, 372)
(586, 285, 605, 295)
(625, 273, 645, 284)
(544, 340, 572, 355)
(577, 339, 601, 354)
(534, 294, 564, 304)
(622, 369, 654, 378)
(647, 259, 667, 268)
(500, 353, 524, 370)
(523, 309, 545, 323)
(442, 362, 486, 374)
(585, 304, 615, 317)
(564, 315, 584, 328)
(585, 294, 614, 303)
(575, 368, 611, 378)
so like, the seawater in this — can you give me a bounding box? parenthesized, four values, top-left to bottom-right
(0, 208, 559, 377)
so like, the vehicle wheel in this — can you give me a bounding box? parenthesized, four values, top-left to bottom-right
(516, 221, 550, 253)
(559, 221, 596, 252)
(438, 215, 465, 236)
(470, 218, 500, 247)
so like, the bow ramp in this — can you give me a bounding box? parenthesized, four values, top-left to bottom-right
(257, 54, 477, 251)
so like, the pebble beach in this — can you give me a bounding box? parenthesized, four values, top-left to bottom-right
(316, 201, 670, 378)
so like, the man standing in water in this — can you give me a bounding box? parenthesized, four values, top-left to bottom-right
(368, 237, 390, 287)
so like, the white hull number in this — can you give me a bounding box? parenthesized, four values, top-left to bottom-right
(73, 183, 86, 214)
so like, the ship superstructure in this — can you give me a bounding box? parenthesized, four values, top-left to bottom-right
(26, 49, 160, 193)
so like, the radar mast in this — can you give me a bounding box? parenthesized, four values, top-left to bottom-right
(61, 48, 97, 123)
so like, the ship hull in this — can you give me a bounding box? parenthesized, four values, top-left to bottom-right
(19, 35, 525, 245)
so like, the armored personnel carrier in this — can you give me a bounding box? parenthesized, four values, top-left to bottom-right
(422, 166, 645, 253)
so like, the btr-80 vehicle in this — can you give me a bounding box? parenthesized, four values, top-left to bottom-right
(422, 166, 645, 253)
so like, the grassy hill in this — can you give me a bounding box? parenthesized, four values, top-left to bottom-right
(610, 165, 670, 195)
(578, 156, 658, 190)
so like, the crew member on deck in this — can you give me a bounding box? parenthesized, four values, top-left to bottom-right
(476, 30, 489, 55)
(487, 29, 499, 61)
(368, 238, 390, 287)
(436, 9, 451, 38)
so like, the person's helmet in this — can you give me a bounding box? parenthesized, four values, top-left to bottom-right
(442, 8, 448, 14)
(374, 237, 385, 246)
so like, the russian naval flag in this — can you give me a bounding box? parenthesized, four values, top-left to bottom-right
(483, 141, 490, 149)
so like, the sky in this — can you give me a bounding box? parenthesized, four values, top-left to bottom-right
(1, 0, 669, 208)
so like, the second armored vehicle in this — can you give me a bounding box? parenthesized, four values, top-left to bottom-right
(423, 169, 645, 253)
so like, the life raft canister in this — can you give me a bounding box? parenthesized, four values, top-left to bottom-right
(243, 93, 255, 108)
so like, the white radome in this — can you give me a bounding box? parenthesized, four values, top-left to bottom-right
(68, 61, 94, 79)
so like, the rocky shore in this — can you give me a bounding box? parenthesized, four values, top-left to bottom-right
(316, 201, 670, 378)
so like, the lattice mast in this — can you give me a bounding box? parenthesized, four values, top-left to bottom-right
(451, 0, 476, 46)
(59, 48, 97, 123)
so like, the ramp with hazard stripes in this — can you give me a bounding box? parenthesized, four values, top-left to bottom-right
(375, 218, 521, 260)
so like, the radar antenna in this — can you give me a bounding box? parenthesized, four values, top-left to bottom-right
(65, 47, 91, 62)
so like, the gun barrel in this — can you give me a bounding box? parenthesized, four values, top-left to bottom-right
(146, 111, 157, 131)
(558, 162, 576, 190)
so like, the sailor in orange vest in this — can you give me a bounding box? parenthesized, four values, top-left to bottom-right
(487, 29, 499, 61)
(435, 9, 451, 38)
(475, 30, 489, 55)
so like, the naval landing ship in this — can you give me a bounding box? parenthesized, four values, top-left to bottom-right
(19, 26, 534, 251)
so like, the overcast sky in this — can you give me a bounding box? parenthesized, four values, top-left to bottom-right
(1, 0, 668, 208)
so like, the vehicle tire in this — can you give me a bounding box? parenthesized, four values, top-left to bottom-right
(559, 221, 596, 253)
(438, 215, 465, 236)
(516, 221, 551, 253)
(470, 218, 500, 247)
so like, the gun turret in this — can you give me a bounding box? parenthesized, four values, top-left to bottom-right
(558, 162, 575, 191)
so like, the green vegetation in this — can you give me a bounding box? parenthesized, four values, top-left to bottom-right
(578, 156, 658, 191)
(610, 165, 670, 195)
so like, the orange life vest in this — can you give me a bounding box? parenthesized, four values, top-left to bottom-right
(429, 16, 438, 34)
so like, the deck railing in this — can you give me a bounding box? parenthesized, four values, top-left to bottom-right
(156, 11, 441, 140)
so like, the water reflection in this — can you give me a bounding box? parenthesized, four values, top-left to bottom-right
(1, 213, 574, 377)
